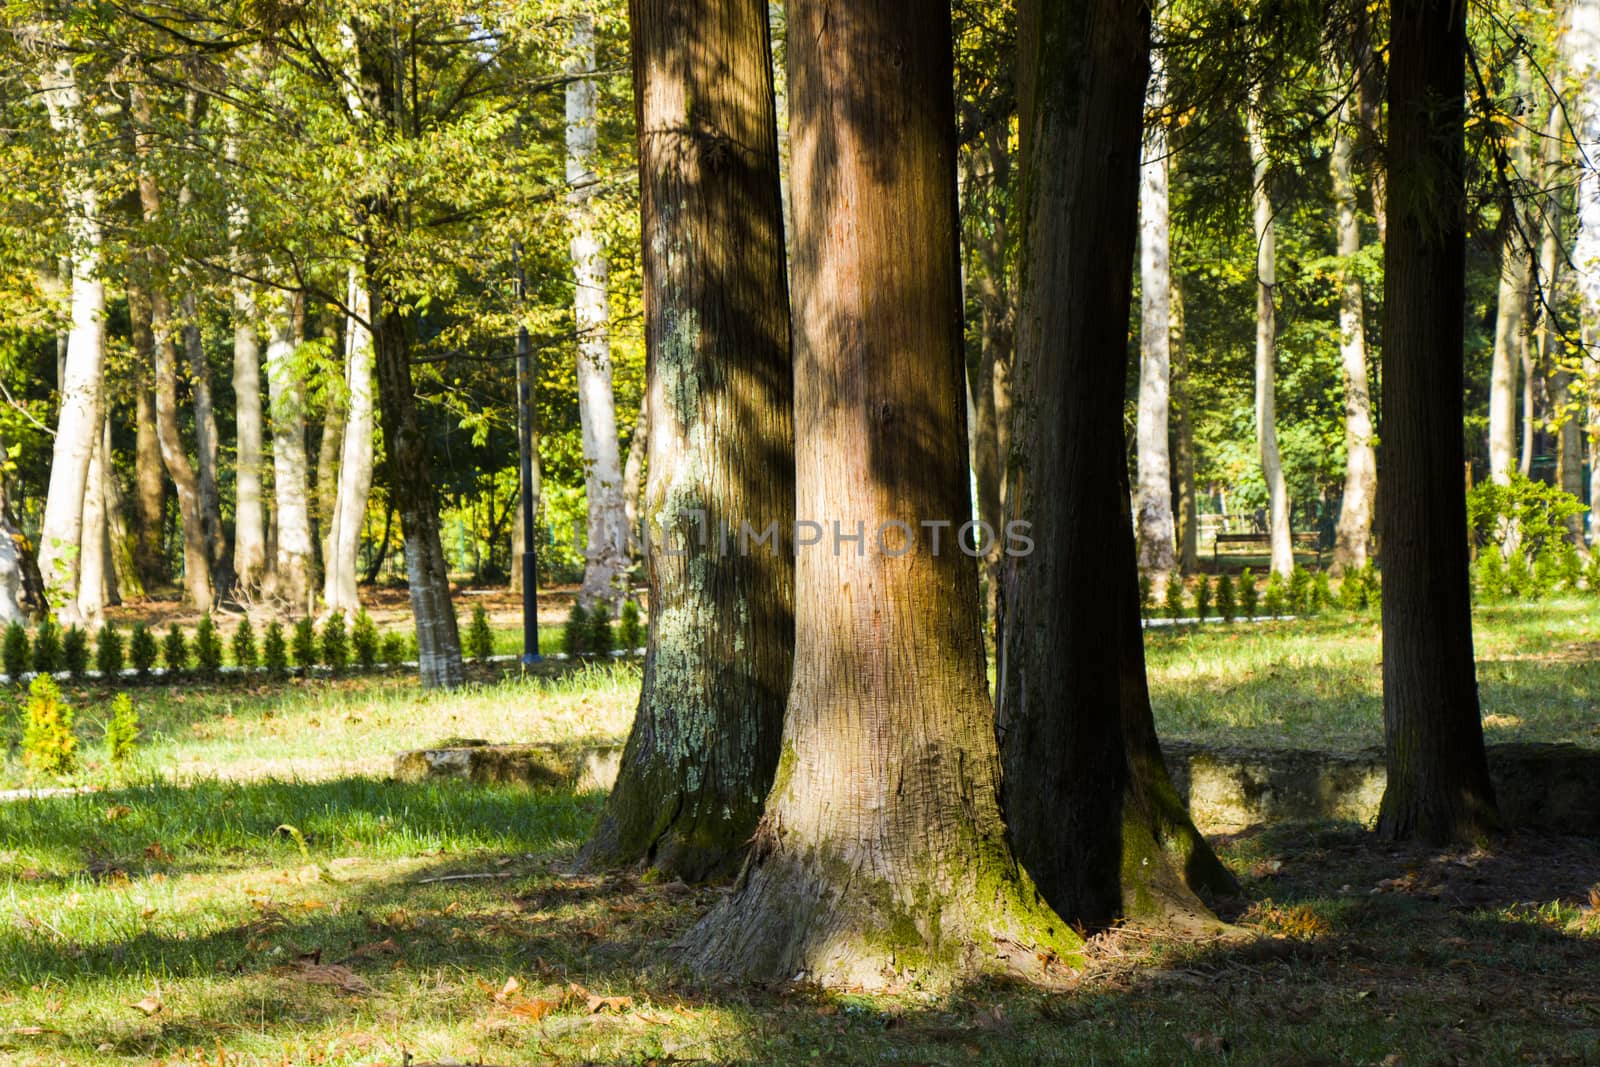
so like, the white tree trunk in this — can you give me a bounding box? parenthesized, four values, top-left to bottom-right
(1487, 64, 1532, 487)
(267, 303, 314, 614)
(1330, 90, 1376, 573)
(229, 130, 267, 590)
(37, 57, 106, 623)
(1574, 0, 1600, 546)
(1248, 114, 1293, 577)
(76, 420, 109, 628)
(1136, 54, 1177, 584)
(566, 13, 628, 607)
(325, 269, 376, 614)
(0, 453, 23, 624)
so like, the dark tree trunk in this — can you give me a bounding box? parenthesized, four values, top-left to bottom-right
(581, 0, 795, 881)
(683, 0, 1075, 989)
(997, 0, 1234, 928)
(127, 276, 169, 587)
(1375, 0, 1498, 843)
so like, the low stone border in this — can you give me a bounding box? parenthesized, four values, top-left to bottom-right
(394, 740, 622, 793)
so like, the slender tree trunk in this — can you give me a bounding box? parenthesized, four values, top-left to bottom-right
(509, 446, 542, 595)
(1136, 50, 1176, 585)
(1487, 210, 1528, 488)
(103, 424, 141, 602)
(1355, 11, 1387, 248)
(266, 303, 314, 614)
(1247, 114, 1294, 576)
(325, 269, 376, 614)
(1574, 0, 1600, 546)
(1330, 90, 1377, 573)
(1543, 103, 1585, 545)
(1377, 0, 1498, 843)
(584, 0, 794, 880)
(37, 57, 106, 623)
(685, 0, 1077, 988)
(230, 145, 267, 591)
(998, 0, 1233, 927)
(181, 289, 230, 588)
(128, 281, 168, 586)
(566, 13, 629, 607)
(0, 449, 23, 623)
(619, 394, 647, 559)
(76, 419, 109, 627)
(1172, 285, 1199, 572)
(315, 381, 346, 575)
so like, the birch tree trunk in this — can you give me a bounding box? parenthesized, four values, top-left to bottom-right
(1574, 0, 1600, 546)
(267, 303, 314, 615)
(1248, 113, 1293, 577)
(1135, 51, 1176, 584)
(566, 13, 629, 607)
(1330, 88, 1377, 573)
(583, 0, 794, 880)
(229, 128, 267, 591)
(37, 57, 106, 623)
(325, 269, 376, 614)
(685, 0, 1077, 987)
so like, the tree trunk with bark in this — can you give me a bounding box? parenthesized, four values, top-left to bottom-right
(1574, 0, 1600, 546)
(315, 382, 346, 575)
(232, 278, 267, 590)
(567, 14, 629, 607)
(266, 304, 314, 615)
(76, 421, 110, 626)
(1248, 113, 1293, 577)
(997, 0, 1234, 928)
(1172, 285, 1199, 572)
(1136, 50, 1177, 585)
(620, 395, 647, 559)
(1330, 89, 1377, 573)
(583, 0, 795, 881)
(37, 57, 106, 624)
(325, 269, 376, 615)
(684, 0, 1077, 988)
(1376, 0, 1499, 843)
(128, 281, 169, 587)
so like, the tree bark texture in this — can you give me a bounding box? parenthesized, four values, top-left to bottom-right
(1247, 113, 1294, 578)
(266, 305, 314, 615)
(1330, 90, 1377, 573)
(684, 0, 1077, 989)
(1135, 50, 1176, 584)
(1376, 0, 1499, 843)
(1573, 0, 1600, 545)
(325, 269, 376, 615)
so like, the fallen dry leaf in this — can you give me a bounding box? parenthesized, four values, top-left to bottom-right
(129, 993, 163, 1016)
(587, 994, 633, 1014)
(290, 961, 371, 995)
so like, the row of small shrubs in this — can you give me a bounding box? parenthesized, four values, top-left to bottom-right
(561, 599, 643, 658)
(1473, 541, 1600, 602)
(3, 609, 411, 683)
(1139, 563, 1382, 622)
(10, 674, 140, 777)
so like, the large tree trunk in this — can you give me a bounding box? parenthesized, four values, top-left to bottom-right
(325, 269, 376, 615)
(37, 57, 106, 624)
(1248, 114, 1293, 577)
(1330, 89, 1377, 573)
(1575, 0, 1600, 547)
(998, 0, 1233, 928)
(566, 14, 629, 607)
(583, 0, 794, 881)
(1135, 50, 1176, 585)
(1376, 0, 1499, 844)
(685, 0, 1076, 988)
(266, 303, 314, 615)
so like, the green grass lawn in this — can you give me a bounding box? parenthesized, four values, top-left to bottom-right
(0, 600, 1595, 1064)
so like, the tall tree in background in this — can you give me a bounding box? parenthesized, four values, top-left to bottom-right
(1136, 39, 1177, 586)
(1486, 59, 1532, 490)
(567, 10, 629, 607)
(266, 302, 314, 613)
(1329, 54, 1376, 573)
(998, 0, 1234, 925)
(325, 269, 375, 614)
(1376, 0, 1498, 843)
(583, 0, 794, 880)
(36, 55, 106, 624)
(1575, 0, 1600, 545)
(686, 0, 1075, 986)
(1247, 112, 1293, 577)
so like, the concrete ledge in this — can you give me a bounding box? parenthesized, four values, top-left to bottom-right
(1164, 741, 1600, 834)
(394, 740, 621, 792)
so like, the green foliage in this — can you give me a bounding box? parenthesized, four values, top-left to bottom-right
(128, 623, 158, 676)
(1309, 572, 1331, 616)
(3, 620, 28, 681)
(104, 692, 139, 765)
(1474, 548, 1509, 601)
(352, 610, 380, 670)
(291, 618, 317, 672)
(564, 602, 589, 657)
(1216, 573, 1236, 622)
(1163, 576, 1186, 620)
(95, 624, 123, 677)
(31, 616, 61, 675)
(1339, 565, 1378, 611)
(22, 674, 75, 776)
(263, 621, 289, 678)
(61, 625, 89, 679)
(381, 631, 408, 669)
(1262, 572, 1287, 617)
(467, 603, 494, 663)
(618, 599, 643, 650)
(585, 602, 614, 656)
(162, 624, 188, 675)
(320, 612, 349, 673)
(1138, 573, 1153, 617)
(1194, 576, 1213, 621)
(1287, 566, 1311, 615)
(1238, 568, 1259, 619)
(1587, 553, 1600, 596)
(233, 618, 259, 671)
(193, 616, 224, 678)
(1467, 475, 1586, 560)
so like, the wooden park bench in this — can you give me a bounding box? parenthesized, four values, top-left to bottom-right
(1212, 530, 1323, 567)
